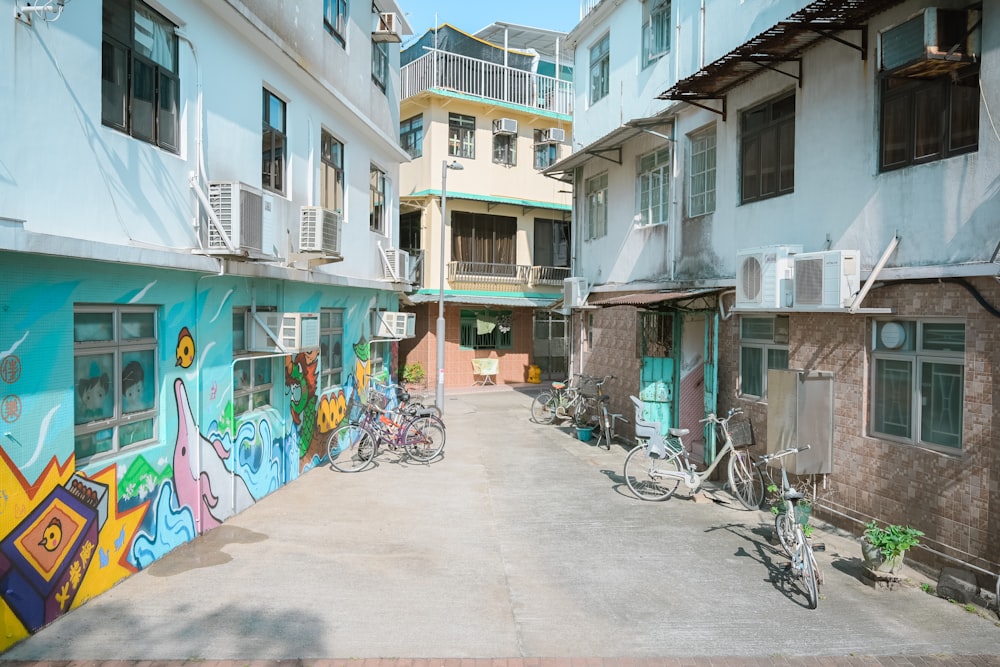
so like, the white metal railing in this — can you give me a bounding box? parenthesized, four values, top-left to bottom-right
(581, 0, 603, 19)
(528, 265, 571, 286)
(401, 49, 573, 116)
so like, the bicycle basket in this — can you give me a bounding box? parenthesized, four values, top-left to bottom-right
(727, 420, 753, 447)
(578, 376, 599, 397)
(366, 391, 388, 411)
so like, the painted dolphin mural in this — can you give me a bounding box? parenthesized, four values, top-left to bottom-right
(172, 378, 255, 531)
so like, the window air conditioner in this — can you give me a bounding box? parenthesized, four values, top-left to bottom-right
(373, 12, 401, 42)
(543, 127, 566, 143)
(299, 206, 342, 255)
(247, 312, 320, 353)
(493, 118, 518, 135)
(382, 248, 411, 281)
(792, 250, 861, 309)
(208, 181, 263, 255)
(371, 311, 416, 339)
(880, 8, 981, 78)
(561, 277, 589, 314)
(735, 245, 801, 309)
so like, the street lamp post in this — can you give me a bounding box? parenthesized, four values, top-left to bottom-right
(437, 159, 463, 411)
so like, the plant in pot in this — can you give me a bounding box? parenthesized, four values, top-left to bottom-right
(401, 362, 427, 389)
(767, 483, 814, 538)
(861, 520, 924, 574)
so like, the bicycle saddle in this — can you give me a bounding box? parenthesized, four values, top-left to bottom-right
(551, 381, 566, 390)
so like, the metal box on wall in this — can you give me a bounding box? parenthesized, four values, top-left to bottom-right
(766, 369, 834, 474)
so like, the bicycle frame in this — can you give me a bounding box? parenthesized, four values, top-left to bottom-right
(652, 436, 738, 490)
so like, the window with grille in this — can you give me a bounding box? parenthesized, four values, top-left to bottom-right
(637, 147, 670, 226)
(688, 126, 716, 217)
(460, 310, 513, 350)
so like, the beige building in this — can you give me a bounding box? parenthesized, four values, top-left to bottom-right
(397, 23, 574, 388)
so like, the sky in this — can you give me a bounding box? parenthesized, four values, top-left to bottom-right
(399, 0, 581, 45)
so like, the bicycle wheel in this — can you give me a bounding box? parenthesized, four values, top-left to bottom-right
(798, 531, 819, 609)
(774, 510, 795, 557)
(596, 403, 612, 450)
(530, 391, 557, 424)
(727, 448, 764, 510)
(402, 414, 446, 462)
(623, 444, 683, 501)
(327, 423, 377, 472)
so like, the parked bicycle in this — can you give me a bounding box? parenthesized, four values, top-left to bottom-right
(530, 374, 609, 430)
(622, 397, 763, 509)
(758, 444, 822, 609)
(593, 389, 628, 451)
(327, 389, 445, 472)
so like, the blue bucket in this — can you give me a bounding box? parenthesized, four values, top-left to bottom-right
(576, 426, 594, 442)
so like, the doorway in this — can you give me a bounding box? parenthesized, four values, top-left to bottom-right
(532, 311, 568, 381)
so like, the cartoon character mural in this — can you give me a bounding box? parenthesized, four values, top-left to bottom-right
(285, 350, 319, 461)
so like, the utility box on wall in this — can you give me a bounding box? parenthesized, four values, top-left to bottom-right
(766, 369, 834, 474)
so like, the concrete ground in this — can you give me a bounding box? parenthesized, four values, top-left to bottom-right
(3, 384, 999, 665)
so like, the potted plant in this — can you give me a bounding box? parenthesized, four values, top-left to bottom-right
(401, 362, 427, 389)
(861, 520, 925, 574)
(767, 483, 814, 537)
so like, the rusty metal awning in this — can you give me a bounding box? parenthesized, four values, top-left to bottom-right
(658, 0, 907, 116)
(586, 288, 720, 308)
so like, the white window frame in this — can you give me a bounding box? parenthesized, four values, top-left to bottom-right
(589, 33, 610, 105)
(585, 172, 608, 240)
(320, 308, 345, 390)
(73, 305, 159, 461)
(739, 315, 788, 399)
(870, 319, 965, 450)
(642, 0, 671, 66)
(637, 147, 671, 227)
(233, 308, 275, 416)
(687, 126, 716, 217)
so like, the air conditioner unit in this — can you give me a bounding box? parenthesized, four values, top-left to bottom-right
(208, 181, 263, 255)
(493, 118, 518, 135)
(793, 250, 861, 309)
(371, 311, 416, 339)
(880, 7, 981, 78)
(382, 248, 411, 281)
(562, 277, 589, 313)
(299, 206, 342, 255)
(373, 12, 402, 42)
(543, 127, 566, 143)
(247, 312, 320, 353)
(735, 245, 801, 309)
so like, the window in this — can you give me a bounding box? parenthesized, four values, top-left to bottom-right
(585, 172, 608, 239)
(372, 39, 388, 91)
(323, 0, 348, 46)
(233, 310, 274, 416)
(870, 320, 965, 449)
(370, 165, 387, 234)
(452, 212, 516, 271)
(533, 130, 558, 169)
(321, 130, 344, 214)
(642, 0, 670, 66)
(400, 115, 423, 158)
(740, 93, 795, 204)
(262, 89, 286, 194)
(637, 147, 671, 226)
(73, 305, 158, 460)
(493, 133, 516, 166)
(101, 0, 179, 152)
(589, 33, 610, 104)
(448, 113, 476, 158)
(319, 309, 344, 390)
(460, 310, 513, 350)
(739, 316, 788, 398)
(688, 126, 717, 217)
(533, 218, 570, 267)
(879, 68, 979, 172)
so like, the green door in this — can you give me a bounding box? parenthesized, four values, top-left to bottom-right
(703, 311, 720, 460)
(637, 311, 676, 434)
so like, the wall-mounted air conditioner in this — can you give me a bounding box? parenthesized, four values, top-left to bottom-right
(793, 250, 861, 309)
(247, 312, 320, 353)
(735, 245, 801, 309)
(208, 181, 263, 255)
(299, 206, 342, 255)
(543, 127, 565, 143)
(880, 7, 981, 78)
(371, 311, 416, 339)
(493, 118, 518, 135)
(373, 12, 401, 42)
(382, 248, 411, 281)
(562, 276, 589, 313)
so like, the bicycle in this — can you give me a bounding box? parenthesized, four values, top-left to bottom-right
(327, 390, 446, 472)
(622, 397, 763, 509)
(530, 374, 595, 425)
(758, 444, 822, 609)
(593, 381, 627, 451)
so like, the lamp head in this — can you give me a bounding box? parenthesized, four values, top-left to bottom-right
(446, 161, 464, 170)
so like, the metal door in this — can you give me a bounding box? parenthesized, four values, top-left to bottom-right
(637, 311, 675, 434)
(532, 310, 568, 381)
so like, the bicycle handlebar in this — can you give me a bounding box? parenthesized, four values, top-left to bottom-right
(699, 407, 743, 425)
(758, 444, 811, 464)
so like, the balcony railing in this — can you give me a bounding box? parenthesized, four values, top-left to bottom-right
(528, 265, 571, 286)
(402, 49, 573, 116)
(447, 262, 569, 288)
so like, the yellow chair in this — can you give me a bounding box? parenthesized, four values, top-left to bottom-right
(471, 358, 498, 385)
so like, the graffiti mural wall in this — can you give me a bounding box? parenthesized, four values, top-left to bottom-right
(0, 253, 393, 650)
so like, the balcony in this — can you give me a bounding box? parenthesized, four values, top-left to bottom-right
(447, 262, 570, 288)
(402, 49, 573, 116)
